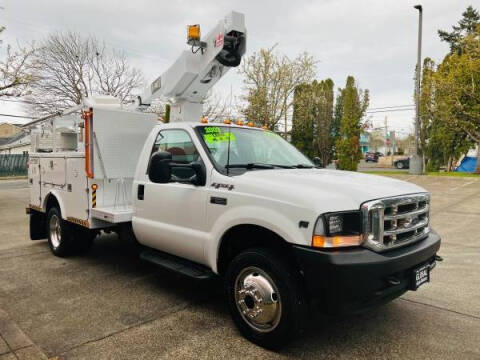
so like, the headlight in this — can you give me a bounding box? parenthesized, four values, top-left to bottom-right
(312, 211, 363, 248)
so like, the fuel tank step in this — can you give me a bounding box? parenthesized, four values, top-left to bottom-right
(140, 248, 214, 280)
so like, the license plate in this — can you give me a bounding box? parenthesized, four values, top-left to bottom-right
(411, 263, 430, 290)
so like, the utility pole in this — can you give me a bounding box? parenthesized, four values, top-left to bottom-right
(410, 4, 423, 174)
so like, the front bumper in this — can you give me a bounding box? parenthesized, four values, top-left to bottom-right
(293, 230, 441, 314)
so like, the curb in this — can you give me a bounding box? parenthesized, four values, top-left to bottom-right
(0, 309, 48, 359)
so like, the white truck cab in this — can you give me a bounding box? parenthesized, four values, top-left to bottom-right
(25, 11, 441, 349)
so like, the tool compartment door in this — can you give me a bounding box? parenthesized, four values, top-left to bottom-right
(40, 157, 66, 187)
(28, 157, 41, 207)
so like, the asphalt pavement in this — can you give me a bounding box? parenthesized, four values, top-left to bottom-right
(0, 176, 479, 359)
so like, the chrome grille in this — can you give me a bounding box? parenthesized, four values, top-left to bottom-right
(361, 193, 430, 252)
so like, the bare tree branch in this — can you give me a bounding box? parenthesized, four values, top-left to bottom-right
(27, 32, 144, 116)
(0, 40, 38, 97)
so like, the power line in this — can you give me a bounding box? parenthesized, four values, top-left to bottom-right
(0, 113, 34, 119)
(0, 98, 46, 105)
(367, 108, 414, 114)
(368, 104, 414, 111)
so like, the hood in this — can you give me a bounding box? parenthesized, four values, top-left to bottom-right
(235, 169, 427, 213)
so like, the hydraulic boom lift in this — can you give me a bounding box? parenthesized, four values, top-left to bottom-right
(137, 11, 246, 122)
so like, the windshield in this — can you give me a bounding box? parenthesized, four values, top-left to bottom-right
(197, 125, 314, 172)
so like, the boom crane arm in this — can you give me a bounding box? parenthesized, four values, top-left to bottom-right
(137, 11, 246, 122)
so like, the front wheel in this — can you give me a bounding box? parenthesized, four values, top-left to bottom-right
(224, 248, 307, 349)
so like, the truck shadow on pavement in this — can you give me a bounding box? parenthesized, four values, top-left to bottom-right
(4, 234, 458, 359)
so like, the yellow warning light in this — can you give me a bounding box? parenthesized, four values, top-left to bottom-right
(91, 184, 98, 190)
(224, 119, 231, 124)
(201, 117, 208, 124)
(187, 24, 201, 42)
(236, 120, 244, 126)
(247, 122, 254, 127)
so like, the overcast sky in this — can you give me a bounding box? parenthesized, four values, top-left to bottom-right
(0, 0, 475, 136)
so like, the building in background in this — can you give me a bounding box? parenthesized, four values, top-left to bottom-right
(0, 131, 30, 154)
(0, 123, 22, 138)
(360, 132, 370, 154)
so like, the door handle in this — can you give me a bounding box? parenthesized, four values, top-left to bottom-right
(137, 184, 145, 200)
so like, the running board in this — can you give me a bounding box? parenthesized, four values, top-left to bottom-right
(140, 249, 214, 280)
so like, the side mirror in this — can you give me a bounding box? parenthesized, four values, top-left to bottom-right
(313, 157, 321, 167)
(190, 161, 207, 186)
(148, 151, 172, 183)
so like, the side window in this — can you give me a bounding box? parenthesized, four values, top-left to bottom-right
(150, 129, 200, 179)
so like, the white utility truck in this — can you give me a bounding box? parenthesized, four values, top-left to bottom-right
(26, 11, 441, 348)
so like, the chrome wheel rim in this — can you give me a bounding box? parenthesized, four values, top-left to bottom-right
(49, 214, 61, 248)
(234, 266, 282, 333)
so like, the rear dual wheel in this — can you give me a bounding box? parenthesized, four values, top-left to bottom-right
(46, 207, 95, 257)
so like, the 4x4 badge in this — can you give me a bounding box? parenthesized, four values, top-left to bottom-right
(211, 183, 234, 191)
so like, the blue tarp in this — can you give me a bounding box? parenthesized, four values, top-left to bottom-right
(456, 156, 478, 172)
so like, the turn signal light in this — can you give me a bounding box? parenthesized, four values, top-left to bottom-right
(312, 235, 363, 248)
(201, 117, 208, 124)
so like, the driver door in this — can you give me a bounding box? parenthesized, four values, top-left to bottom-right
(133, 129, 209, 265)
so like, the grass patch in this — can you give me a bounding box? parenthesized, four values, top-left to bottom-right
(0, 175, 28, 180)
(360, 170, 479, 178)
(426, 171, 480, 178)
(360, 171, 409, 176)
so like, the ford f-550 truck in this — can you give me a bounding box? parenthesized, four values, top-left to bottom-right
(25, 11, 441, 349)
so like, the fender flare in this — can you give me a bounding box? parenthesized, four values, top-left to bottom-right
(205, 206, 308, 273)
(42, 190, 67, 219)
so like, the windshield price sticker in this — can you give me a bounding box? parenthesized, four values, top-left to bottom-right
(203, 127, 236, 144)
(205, 127, 221, 134)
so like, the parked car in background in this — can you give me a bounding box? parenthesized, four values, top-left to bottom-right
(365, 152, 379, 162)
(394, 157, 410, 169)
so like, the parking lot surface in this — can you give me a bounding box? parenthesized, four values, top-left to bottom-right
(0, 176, 479, 359)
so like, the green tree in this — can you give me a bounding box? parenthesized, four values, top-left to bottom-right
(418, 57, 436, 169)
(291, 79, 334, 165)
(434, 26, 480, 172)
(164, 103, 170, 123)
(335, 76, 369, 171)
(291, 83, 315, 158)
(314, 79, 335, 166)
(240, 46, 316, 130)
(330, 90, 344, 159)
(438, 6, 480, 54)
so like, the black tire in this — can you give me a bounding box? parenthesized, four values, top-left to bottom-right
(224, 248, 307, 349)
(46, 207, 75, 257)
(396, 162, 404, 169)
